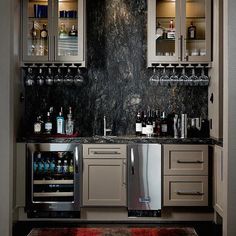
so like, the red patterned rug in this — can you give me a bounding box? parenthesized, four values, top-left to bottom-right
(27, 227, 198, 236)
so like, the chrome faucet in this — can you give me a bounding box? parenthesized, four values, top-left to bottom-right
(103, 115, 112, 136)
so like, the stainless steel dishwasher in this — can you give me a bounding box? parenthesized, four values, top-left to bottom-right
(127, 144, 162, 217)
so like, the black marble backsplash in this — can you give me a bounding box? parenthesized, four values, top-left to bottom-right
(24, 0, 208, 137)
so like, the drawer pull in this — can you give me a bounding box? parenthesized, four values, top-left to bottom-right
(177, 160, 204, 164)
(93, 151, 120, 155)
(176, 191, 204, 196)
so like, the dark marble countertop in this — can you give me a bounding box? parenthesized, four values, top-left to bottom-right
(17, 135, 223, 146)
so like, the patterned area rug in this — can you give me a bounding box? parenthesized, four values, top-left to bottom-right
(27, 227, 198, 236)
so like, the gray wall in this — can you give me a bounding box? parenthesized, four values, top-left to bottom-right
(0, 0, 14, 235)
(223, 1, 236, 235)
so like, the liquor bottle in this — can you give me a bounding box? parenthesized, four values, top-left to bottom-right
(44, 111, 52, 134)
(57, 107, 65, 134)
(69, 25, 78, 37)
(33, 155, 38, 174)
(135, 111, 142, 136)
(167, 19, 175, 39)
(161, 112, 168, 136)
(49, 157, 56, 177)
(65, 107, 74, 135)
(56, 160, 62, 174)
(69, 159, 74, 176)
(40, 24, 48, 40)
(31, 21, 37, 55)
(155, 109, 161, 137)
(34, 116, 42, 134)
(146, 110, 154, 137)
(188, 21, 196, 39)
(39, 24, 48, 56)
(152, 110, 156, 133)
(62, 160, 69, 177)
(59, 23, 68, 38)
(37, 153, 44, 177)
(44, 157, 50, 174)
(141, 112, 147, 136)
(156, 21, 164, 39)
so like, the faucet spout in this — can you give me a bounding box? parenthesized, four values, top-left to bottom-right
(103, 115, 112, 136)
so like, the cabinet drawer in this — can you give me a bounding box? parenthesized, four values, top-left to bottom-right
(164, 176, 208, 206)
(83, 144, 126, 158)
(164, 145, 208, 175)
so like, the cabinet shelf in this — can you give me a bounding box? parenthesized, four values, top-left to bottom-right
(33, 180, 74, 185)
(33, 192, 74, 197)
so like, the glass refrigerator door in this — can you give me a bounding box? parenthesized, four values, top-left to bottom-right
(55, 0, 84, 62)
(32, 151, 75, 202)
(183, 0, 211, 61)
(155, 0, 180, 62)
(23, 0, 50, 61)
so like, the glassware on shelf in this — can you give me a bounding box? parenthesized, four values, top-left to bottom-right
(74, 67, 84, 85)
(160, 66, 169, 86)
(149, 67, 160, 85)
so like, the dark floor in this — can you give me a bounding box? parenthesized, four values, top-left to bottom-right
(13, 221, 222, 236)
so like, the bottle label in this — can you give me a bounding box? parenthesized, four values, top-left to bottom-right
(45, 122, 52, 131)
(161, 124, 168, 133)
(142, 126, 147, 135)
(34, 123, 41, 133)
(57, 118, 64, 134)
(136, 123, 142, 132)
(41, 31, 47, 38)
(146, 125, 154, 135)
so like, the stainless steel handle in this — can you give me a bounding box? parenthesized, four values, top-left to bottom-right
(122, 160, 126, 185)
(74, 146, 79, 174)
(177, 160, 204, 164)
(176, 191, 204, 196)
(221, 150, 223, 181)
(131, 148, 135, 175)
(178, 35, 183, 60)
(93, 151, 120, 155)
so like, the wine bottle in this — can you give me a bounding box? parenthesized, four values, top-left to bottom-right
(135, 112, 142, 136)
(155, 109, 161, 137)
(167, 19, 175, 39)
(141, 112, 147, 136)
(188, 21, 196, 39)
(161, 112, 168, 136)
(146, 110, 154, 137)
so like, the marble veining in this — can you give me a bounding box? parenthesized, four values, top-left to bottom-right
(23, 0, 208, 137)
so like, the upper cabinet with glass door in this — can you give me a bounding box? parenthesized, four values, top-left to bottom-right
(147, 0, 211, 66)
(22, 0, 86, 66)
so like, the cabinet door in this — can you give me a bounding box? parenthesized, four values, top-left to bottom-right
(54, 0, 85, 63)
(214, 145, 223, 216)
(83, 159, 127, 206)
(22, 0, 53, 62)
(181, 0, 211, 62)
(147, 0, 181, 65)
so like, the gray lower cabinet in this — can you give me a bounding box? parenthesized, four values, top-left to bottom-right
(163, 144, 209, 206)
(82, 144, 127, 206)
(214, 145, 223, 217)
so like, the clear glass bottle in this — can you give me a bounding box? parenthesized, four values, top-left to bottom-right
(65, 107, 74, 135)
(167, 19, 175, 39)
(44, 111, 52, 134)
(34, 116, 42, 134)
(188, 21, 196, 40)
(56, 107, 65, 134)
(59, 23, 68, 38)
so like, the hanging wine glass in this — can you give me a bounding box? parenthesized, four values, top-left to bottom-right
(74, 67, 84, 85)
(189, 67, 198, 86)
(54, 67, 63, 85)
(64, 67, 74, 85)
(160, 66, 169, 86)
(169, 66, 179, 86)
(25, 67, 35, 86)
(149, 66, 160, 85)
(179, 67, 188, 86)
(36, 67, 45, 86)
(45, 67, 54, 86)
(199, 67, 209, 86)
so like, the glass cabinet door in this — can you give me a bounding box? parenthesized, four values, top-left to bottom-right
(22, 0, 51, 61)
(182, 0, 211, 62)
(148, 0, 181, 64)
(54, 0, 85, 62)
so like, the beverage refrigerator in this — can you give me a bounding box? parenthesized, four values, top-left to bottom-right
(25, 143, 81, 218)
